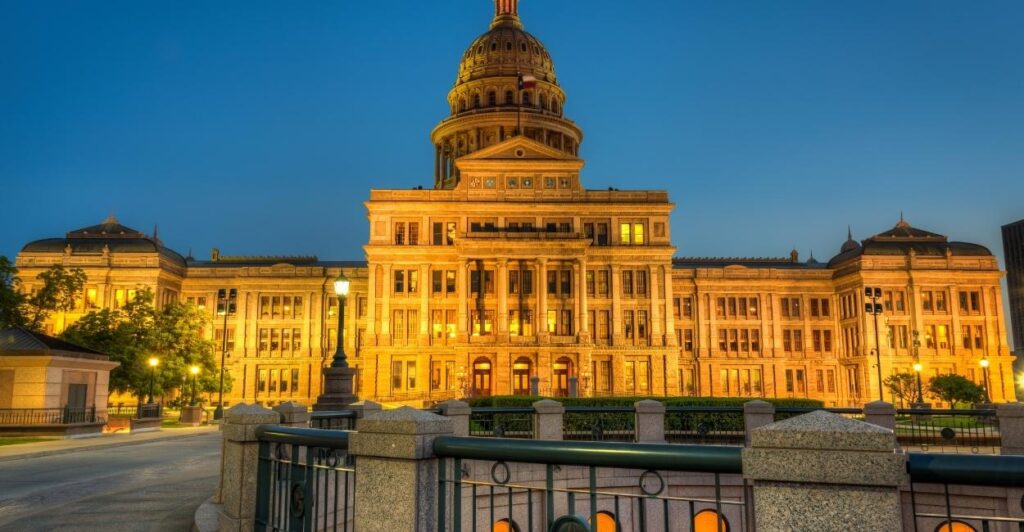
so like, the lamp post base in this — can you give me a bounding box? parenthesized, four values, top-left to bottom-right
(314, 366, 358, 411)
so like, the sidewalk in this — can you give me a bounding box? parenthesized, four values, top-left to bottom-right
(0, 424, 220, 462)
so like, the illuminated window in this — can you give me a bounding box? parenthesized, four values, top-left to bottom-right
(694, 510, 729, 532)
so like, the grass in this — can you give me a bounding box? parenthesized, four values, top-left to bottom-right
(0, 437, 56, 447)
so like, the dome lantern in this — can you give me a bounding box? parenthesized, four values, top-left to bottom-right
(492, 0, 523, 29)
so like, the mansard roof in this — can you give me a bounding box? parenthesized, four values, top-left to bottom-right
(673, 257, 826, 270)
(827, 218, 992, 267)
(20, 216, 187, 267)
(0, 327, 109, 361)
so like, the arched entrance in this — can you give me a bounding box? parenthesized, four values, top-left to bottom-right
(512, 357, 532, 396)
(553, 357, 573, 397)
(472, 357, 492, 397)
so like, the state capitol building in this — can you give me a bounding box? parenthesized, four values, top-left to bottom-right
(15, 1, 1015, 407)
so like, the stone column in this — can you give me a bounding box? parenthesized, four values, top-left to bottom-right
(578, 258, 589, 341)
(533, 399, 564, 441)
(420, 264, 430, 343)
(350, 408, 454, 532)
(743, 410, 905, 531)
(218, 404, 280, 532)
(497, 260, 509, 337)
(438, 400, 471, 437)
(572, 260, 582, 338)
(634, 399, 666, 443)
(457, 260, 470, 342)
(663, 265, 677, 347)
(997, 402, 1024, 455)
(537, 259, 549, 340)
(863, 400, 896, 431)
(380, 264, 393, 345)
(743, 400, 775, 446)
(366, 265, 378, 345)
(273, 401, 310, 427)
(611, 265, 622, 345)
(648, 265, 662, 346)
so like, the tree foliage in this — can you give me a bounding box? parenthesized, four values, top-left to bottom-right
(62, 290, 231, 403)
(0, 256, 26, 329)
(24, 265, 86, 330)
(928, 374, 985, 409)
(884, 372, 920, 407)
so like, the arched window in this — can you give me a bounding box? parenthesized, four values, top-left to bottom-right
(591, 511, 618, 532)
(552, 99, 560, 114)
(491, 42, 498, 52)
(488, 91, 497, 107)
(473, 94, 481, 109)
(553, 357, 573, 397)
(694, 510, 729, 532)
(512, 357, 532, 396)
(520, 42, 528, 52)
(523, 92, 532, 106)
(506, 41, 513, 51)
(458, 98, 466, 112)
(539, 93, 547, 110)
(505, 91, 515, 105)
(472, 357, 492, 397)
(934, 522, 977, 532)
(493, 519, 520, 532)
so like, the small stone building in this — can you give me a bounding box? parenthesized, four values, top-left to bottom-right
(0, 327, 118, 437)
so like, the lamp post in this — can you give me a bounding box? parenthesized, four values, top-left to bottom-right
(190, 365, 200, 406)
(980, 357, 991, 404)
(214, 288, 236, 421)
(314, 272, 358, 411)
(147, 357, 159, 404)
(912, 330, 924, 407)
(864, 287, 886, 402)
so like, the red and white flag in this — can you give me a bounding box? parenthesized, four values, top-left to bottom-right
(518, 73, 537, 90)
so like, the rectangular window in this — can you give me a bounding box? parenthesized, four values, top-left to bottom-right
(586, 271, 595, 296)
(684, 329, 694, 352)
(408, 222, 419, 245)
(406, 361, 417, 390)
(432, 270, 443, 294)
(394, 223, 406, 245)
(446, 270, 457, 294)
(623, 311, 635, 339)
(635, 270, 647, 296)
(622, 271, 633, 296)
(258, 369, 268, 394)
(785, 370, 794, 393)
(394, 271, 405, 294)
(560, 270, 571, 296)
(597, 271, 609, 296)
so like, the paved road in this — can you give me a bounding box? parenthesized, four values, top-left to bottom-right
(0, 432, 220, 531)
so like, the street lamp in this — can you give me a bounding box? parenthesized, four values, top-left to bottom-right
(912, 330, 924, 406)
(147, 357, 159, 404)
(864, 287, 885, 402)
(980, 357, 991, 404)
(190, 365, 200, 406)
(331, 273, 351, 369)
(214, 288, 237, 421)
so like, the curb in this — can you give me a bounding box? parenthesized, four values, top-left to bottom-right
(0, 428, 219, 463)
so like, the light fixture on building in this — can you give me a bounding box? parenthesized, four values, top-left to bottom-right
(980, 357, 991, 404)
(864, 287, 885, 402)
(214, 288, 237, 421)
(147, 357, 160, 404)
(190, 365, 200, 406)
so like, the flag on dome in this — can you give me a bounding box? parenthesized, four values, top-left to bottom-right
(518, 73, 537, 90)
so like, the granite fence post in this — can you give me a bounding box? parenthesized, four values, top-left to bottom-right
(997, 402, 1024, 455)
(743, 410, 906, 532)
(218, 404, 280, 532)
(350, 407, 454, 532)
(863, 400, 896, 431)
(533, 399, 564, 441)
(438, 400, 472, 437)
(743, 400, 775, 446)
(273, 401, 310, 427)
(634, 399, 666, 443)
(349, 399, 383, 420)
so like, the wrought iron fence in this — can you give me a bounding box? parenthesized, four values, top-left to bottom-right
(908, 453, 1024, 531)
(254, 426, 355, 532)
(435, 436, 747, 531)
(310, 410, 357, 431)
(0, 406, 97, 425)
(563, 406, 635, 442)
(665, 407, 745, 445)
(896, 409, 1000, 454)
(469, 407, 534, 438)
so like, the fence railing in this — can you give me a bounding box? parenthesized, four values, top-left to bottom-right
(107, 403, 163, 419)
(908, 453, 1024, 531)
(434, 436, 746, 532)
(665, 406, 746, 445)
(896, 409, 1000, 454)
(0, 406, 97, 425)
(469, 407, 534, 438)
(310, 410, 357, 431)
(254, 425, 355, 532)
(564, 406, 636, 442)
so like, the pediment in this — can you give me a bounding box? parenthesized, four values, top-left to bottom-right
(458, 135, 579, 163)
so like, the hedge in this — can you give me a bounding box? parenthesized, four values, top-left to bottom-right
(467, 396, 823, 409)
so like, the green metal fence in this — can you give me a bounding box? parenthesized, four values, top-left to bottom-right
(908, 453, 1024, 531)
(254, 426, 355, 532)
(434, 436, 746, 531)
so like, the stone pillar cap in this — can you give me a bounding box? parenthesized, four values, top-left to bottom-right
(224, 403, 279, 424)
(750, 410, 895, 451)
(743, 400, 775, 414)
(438, 400, 472, 415)
(533, 399, 565, 413)
(634, 399, 666, 413)
(273, 401, 309, 413)
(997, 402, 1024, 416)
(358, 406, 453, 435)
(864, 400, 896, 412)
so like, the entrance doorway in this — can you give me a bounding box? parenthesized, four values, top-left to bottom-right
(553, 357, 573, 397)
(472, 358, 492, 397)
(512, 357, 532, 396)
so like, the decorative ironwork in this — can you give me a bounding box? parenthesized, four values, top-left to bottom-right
(638, 470, 664, 496)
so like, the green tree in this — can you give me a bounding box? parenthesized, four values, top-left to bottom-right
(928, 374, 985, 409)
(884, 372, 919, 407)
(24, 265, 87, 331)
(0, 256, 26, 328)
(62, 290, 231, 403)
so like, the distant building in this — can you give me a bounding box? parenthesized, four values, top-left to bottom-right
(1003, 219, 1024, 359)
(13, 1, 1018, 408)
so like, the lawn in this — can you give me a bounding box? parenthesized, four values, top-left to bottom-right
(0, 437, 56, 447)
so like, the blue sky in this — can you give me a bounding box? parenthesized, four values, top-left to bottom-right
(2, 0, 1022, 268)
